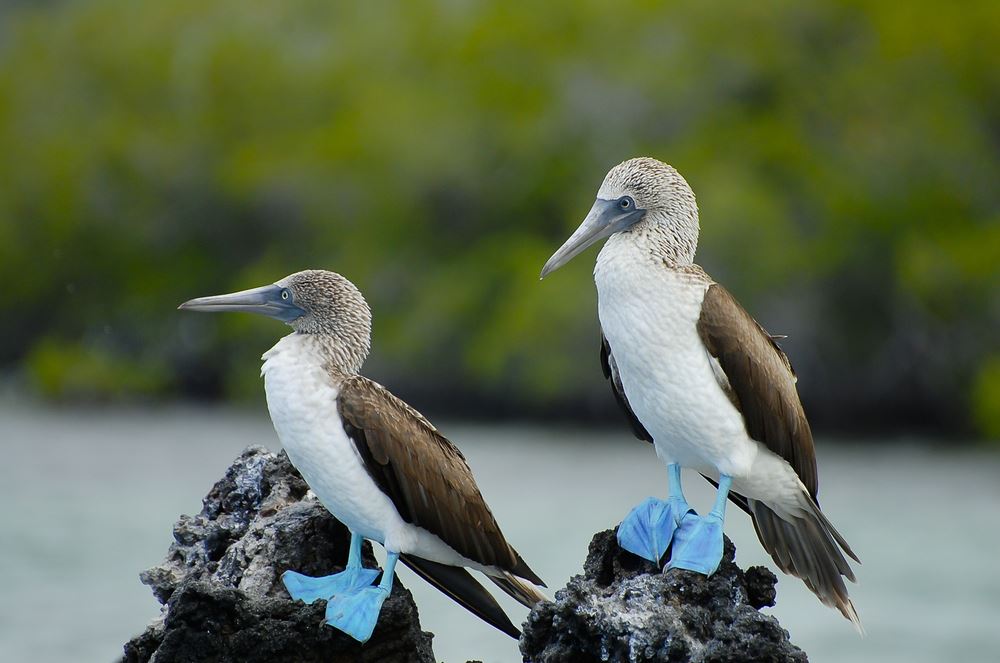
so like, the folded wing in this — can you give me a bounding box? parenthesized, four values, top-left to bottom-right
(337, 376, 545, 587)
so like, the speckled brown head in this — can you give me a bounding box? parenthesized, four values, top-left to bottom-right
(179, 269, 373, 371)
(276, 270, 372, 340)
(541, 157, 700, 276)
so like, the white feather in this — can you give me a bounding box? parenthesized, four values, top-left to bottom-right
(595, 234, 808, 511)
(261, 333, 492, 569)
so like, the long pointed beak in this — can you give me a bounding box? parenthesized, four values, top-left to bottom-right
(178, 284, 305, 323)
(540, 198, 645, 279)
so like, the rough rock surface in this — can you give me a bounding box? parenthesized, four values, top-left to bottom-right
(122, 445, 435, 663)
(520, 529, 807, 663)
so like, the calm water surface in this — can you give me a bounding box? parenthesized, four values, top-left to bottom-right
(1, 405, 998, 662)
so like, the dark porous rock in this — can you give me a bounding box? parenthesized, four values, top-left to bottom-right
(520, 529, 807, 663)
(122, 445, 435, 663)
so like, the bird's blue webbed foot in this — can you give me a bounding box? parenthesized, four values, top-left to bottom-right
(666, 510, 725, 574)
(667, 474, 732, 576)
(324, 551, 399, 643)
(617, 463, 696, 563)
(324, 584, 391, 642)
(282, 532, 379, 604)
(282, 567, 380, 604)
(617, 496, 693, 563)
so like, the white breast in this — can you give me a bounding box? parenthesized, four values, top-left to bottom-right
(260, 334, 400, 542)
(259, 334, 491, 568)
(594, 235, 757, 479)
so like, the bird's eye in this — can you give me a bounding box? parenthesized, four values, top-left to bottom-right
(281, 289, 290, 300)
(619, 196, 633, 210)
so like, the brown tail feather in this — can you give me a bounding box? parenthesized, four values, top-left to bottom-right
(485, 571, 549, 609)
(749, 499, 863, 633)
(398, 554, 520, 639)
(509, 551, 546, 587)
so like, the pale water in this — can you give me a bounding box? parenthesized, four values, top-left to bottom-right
(1, 405, 998, 662)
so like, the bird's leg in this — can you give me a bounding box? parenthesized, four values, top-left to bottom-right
(666, 462, 688, 505)
(617, 463, 697, 564)
(324, 551, 399, 643)
(709, 475, 732, 519)
(667, 474, 732, 575)
(281, 531, 380, 605)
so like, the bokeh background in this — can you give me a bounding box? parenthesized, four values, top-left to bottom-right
(1, 1, 998, 662)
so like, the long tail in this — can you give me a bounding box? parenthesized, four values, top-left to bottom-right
(749, 497, 863, 633)
(398, 554, 520, 639)
(703, 474, 862, 631)
(485, 571, 550, 609)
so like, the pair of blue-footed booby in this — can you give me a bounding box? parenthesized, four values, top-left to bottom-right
(541, 157, 861, 629)
(179, 270, 545, 642)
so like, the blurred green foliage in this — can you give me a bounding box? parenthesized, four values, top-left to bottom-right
(0, 0, 997, 436)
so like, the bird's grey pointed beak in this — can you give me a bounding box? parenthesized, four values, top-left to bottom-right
(178, 284, 306, 323)
(540, 198, 645, 279)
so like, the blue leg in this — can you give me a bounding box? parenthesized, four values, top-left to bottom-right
(667, 474, 732, 575)
(282, 532, 380, 604)
(324, 551, 398, 642)
(617, 463, 696, 563)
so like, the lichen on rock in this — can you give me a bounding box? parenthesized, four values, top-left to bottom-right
(520, 529, 807, 663)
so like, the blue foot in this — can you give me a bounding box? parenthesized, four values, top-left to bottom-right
(282, 567, 380, 604)
(666, 510, 725, 575)
(666, 473, 733, 576)
(617, 496, 694, 563)
(324, 585, 391, 642)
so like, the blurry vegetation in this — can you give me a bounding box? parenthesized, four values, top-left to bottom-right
(0, 0, 997, 437)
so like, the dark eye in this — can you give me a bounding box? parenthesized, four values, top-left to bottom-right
(619, 196, 633, 210)
(281, 289, 290, 300)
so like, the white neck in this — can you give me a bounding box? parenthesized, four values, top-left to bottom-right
(261, 332, 363, 385)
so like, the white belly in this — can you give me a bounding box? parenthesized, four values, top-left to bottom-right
(261, 334, 402, 543)
(259, 334, 494, 568)
(595, 238, 758, 479)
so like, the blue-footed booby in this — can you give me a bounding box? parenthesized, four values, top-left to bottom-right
(540, 158, 861, 629)
(179, 270, 545, 642)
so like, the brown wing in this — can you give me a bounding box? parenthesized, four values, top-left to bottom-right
(601, 333, 653, 444)
(698, 283, 861, 627)
(337, 376, 543, 586)
(697, 283, 818, 498)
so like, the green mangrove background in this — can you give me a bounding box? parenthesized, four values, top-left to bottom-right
(1, 0, 998, 437)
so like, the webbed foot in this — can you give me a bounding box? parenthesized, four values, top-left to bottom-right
(617, 496, 695, 563)
(666, 510, 725, 575)
(282, 567, 380, 604)
(324, 585, 391, 642)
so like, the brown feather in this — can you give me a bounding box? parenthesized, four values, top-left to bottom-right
(338, 376, 544, 587)
(398, 554, 521, 639)
(599, 283, 861, 628)
(601, 334, 653, 444)
(696, 282, 860, 629)
(486, 572, 549, 609)
(696, 283, 818, 498)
